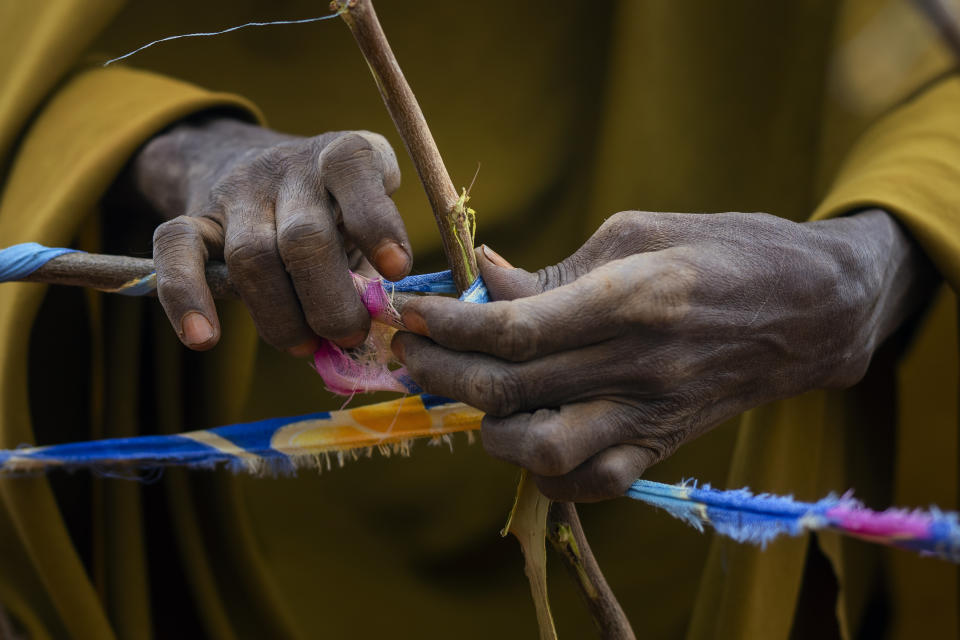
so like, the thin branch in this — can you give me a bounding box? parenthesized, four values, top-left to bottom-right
(335, 0, 478, 292)
(548, 503, 636, 639)
(21, 253, 235, 298)
(17, 250, 423, 312)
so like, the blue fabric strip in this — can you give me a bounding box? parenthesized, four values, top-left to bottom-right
(114, 274, 158, 296)
(460, 276, 490, 303)
(385, 270, 459, 294)
(420, 394, 456, 409)
(628, 479, 838, 546)
(0, 243, 80, 281)
(14, 434, 225, 466)
(3, 398, 466, 473)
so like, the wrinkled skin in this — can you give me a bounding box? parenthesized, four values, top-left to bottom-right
(392, 209, 935, 501)
(132, 116, 410, 355)
(128, 117, 935, 502)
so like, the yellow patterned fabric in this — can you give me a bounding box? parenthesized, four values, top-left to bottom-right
(0, 395, 482, 476)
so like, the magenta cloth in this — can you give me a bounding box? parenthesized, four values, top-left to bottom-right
(312, 271, 486, 396)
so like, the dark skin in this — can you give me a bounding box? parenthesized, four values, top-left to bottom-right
(133, 116, 410, 355)
(130, 117, 936, 502)
(392, 209, 936, 501)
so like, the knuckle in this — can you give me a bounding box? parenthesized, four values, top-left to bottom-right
(321, 132, 379, 175)
(464, 364, 525, 417)
(153, 219, 210, 285)
(354, 130, 400, 192)
(595, 210, 674, 255)
(535, 261, 579, 291)
(479, 415, 511, 459)
(479, 417, 499, 455)
(605, 210, 643, 229)
(491, 306, 538, 361)
(524, 418, 572, 476)
(616, 256, 697, 327)
(628, 354, 690, 394)
(645, 432, 681, 463)
(276, 216, 337, 260)
(598, 210, 649, 241)
(224, 226, 279, 275)
(354, 130, 391, 150)
(631, 412, 688, 463)
(594, 453, 638, 498)
(156, 271, 197, 307)
(153, 217, 197, 249)
(400, 341, 429, 381)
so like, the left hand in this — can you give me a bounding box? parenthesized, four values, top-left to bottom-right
(391, 209, 934, 501)
(129, 116, 410, 355)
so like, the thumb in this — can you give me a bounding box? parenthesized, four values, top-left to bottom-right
(475, 245, 541, 301)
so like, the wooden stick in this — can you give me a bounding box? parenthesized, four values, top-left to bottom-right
(548, 503, 636, 639)
(335, 0, 478, 292)
(17, 252, 424, 308)
(21, 253, 236, 298)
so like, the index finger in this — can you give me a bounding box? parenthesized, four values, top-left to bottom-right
(398, 256, 652, 362)
(402, 248, 695, 362)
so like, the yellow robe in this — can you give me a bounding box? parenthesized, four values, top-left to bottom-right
(1, 1, 959, 638)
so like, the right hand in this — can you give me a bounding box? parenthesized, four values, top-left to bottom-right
(393, 209, 931, 500)
(134, 116, 411, 355)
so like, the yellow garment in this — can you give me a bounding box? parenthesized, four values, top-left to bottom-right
(1, 1, 959, 638)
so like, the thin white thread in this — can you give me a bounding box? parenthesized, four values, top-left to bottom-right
(103, 10, 344, 67)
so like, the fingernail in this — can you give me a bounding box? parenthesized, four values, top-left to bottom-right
(374, 241, 411, 278)
(401, 310, 428, 336)
(391, 336, 406, 363)
(288, 338, 320, 358)
(181, 312, 215, 346)
(482, 245, 513, 268)
(334, 329, 367, 349)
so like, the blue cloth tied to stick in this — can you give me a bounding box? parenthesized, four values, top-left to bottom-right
(0, 243, 79, 281)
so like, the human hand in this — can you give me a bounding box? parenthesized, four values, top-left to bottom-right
(392, 209, 933, 501)
(135, 116, 410, 354)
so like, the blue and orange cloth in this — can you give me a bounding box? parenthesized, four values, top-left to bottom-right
(0, 393, 482, 475)
(2, 241, 960, 564)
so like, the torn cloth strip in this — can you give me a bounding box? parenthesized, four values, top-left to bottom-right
(0, 394, 482, 476)
(628, 479, 960, 563)
(312, 272, 488, 395)
(0, 243, 80, 281)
